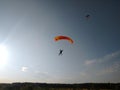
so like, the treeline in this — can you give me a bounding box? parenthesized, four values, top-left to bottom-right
(0, 82, 120, 90)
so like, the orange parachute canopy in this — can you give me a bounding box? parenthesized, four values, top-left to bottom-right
(54, 35, 74, 44)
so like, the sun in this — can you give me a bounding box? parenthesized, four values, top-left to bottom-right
(0, 45, 8, 67)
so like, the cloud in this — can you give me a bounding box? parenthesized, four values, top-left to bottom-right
(98, 61, 120, 75)
(21, 67, 28, 72)
(84, 50, 120, 66)
(99, 50, 120, 63)
(85, 59, 96, 65)
(84, 50, 120, 77)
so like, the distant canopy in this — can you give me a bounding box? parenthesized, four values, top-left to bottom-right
(54, 35, 74, 44)
(85, 14, 90, 18)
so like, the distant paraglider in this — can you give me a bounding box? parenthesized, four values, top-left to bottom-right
(85, 14, 90, 19)
(84, 8, 96, 20)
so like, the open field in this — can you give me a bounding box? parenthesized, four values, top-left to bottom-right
(0, 83, 120, 90)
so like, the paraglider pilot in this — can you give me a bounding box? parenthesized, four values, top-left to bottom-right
(59, 49, 63, 55)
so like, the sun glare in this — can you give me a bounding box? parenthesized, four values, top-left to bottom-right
(0, 45, 8, 67)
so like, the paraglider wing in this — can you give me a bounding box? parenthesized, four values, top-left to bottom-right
(54, 36, 74, 44)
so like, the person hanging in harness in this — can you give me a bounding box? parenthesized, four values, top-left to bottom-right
(59, 49, 63, 55)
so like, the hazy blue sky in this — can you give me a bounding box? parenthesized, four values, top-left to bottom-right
(0, 0, 120, 83)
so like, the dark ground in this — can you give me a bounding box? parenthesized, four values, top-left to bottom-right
(0, 82, 120, 90)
